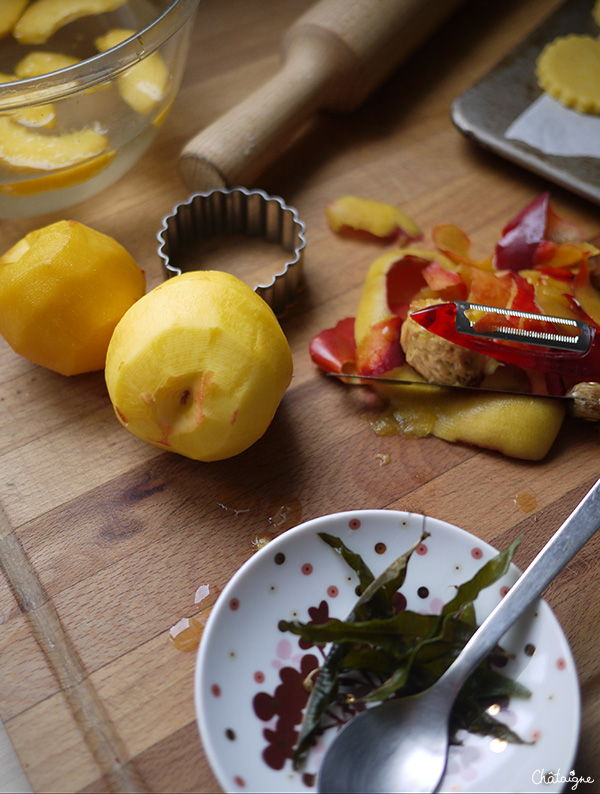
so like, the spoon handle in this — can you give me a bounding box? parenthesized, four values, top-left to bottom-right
(441, 475, 600, 697)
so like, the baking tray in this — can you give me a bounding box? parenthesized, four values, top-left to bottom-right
(451, 0, 600, 204)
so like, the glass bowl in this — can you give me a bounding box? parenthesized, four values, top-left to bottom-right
(0, 0, 200, 218)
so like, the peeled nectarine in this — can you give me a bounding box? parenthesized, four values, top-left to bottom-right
(0, 220, 145, 375)
(105, 271, 293, 462)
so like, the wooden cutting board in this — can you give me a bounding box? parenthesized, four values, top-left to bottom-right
(1, 0, 600, 792)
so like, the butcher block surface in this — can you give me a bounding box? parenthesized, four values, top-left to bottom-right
(1, 0, 600, 792)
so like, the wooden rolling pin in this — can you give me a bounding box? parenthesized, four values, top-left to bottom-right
(179, 0, 466, 192)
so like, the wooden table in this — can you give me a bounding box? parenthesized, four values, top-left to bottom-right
(2, 0, 599, 791)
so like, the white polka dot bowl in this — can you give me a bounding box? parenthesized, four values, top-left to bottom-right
(195, 510, 580, 793)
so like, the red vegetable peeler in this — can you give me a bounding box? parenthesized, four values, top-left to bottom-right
(410, 301, 600, 380)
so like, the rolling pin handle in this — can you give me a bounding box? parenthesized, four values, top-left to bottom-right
(179, 29, 356, 192)
(179, 154, 228, 193)
(179, 0, 467, 192)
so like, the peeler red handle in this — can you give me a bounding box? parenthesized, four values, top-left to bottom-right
(410, 302, 600, 380)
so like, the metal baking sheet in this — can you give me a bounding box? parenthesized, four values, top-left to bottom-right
(451, 0, 600, 204)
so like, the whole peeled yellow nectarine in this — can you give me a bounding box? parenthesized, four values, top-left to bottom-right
(0, 220, 145, 375)
(105, 271, 293, 461)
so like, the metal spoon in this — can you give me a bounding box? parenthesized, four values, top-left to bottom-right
(318, 476, 600, 794)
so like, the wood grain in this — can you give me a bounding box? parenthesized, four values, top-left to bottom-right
(2, 0, 600, 792)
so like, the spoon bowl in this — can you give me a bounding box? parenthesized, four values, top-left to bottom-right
(318, 691, 451, 793)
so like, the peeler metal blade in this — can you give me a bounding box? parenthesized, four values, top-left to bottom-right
(410, 301, 600, 380)
(453, 301, 591, 353)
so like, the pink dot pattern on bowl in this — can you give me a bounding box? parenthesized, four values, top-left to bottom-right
(429, 597, 444, 614)
(201, 512, 578, 792)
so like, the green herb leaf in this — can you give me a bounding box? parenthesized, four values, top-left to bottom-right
(281, 611, 440, 653)
(339, 647, 397, 676)
(442, 535, 522, 619)
(355, 529, 430, 617)
(291, 528, 428, 766)
(451, 696, 532, 745)
(361, 612, 475, 702)
(317, 531, 375, 594)
(286, 531, 528, 768)
(462, 666, 532, 701)
(292, 642, 345, 766)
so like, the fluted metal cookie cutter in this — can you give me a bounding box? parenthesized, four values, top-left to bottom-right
(157, 187, 306, 316)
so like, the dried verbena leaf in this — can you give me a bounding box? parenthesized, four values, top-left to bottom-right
(362, 613, 475, 701)
(354, 529, 430, 617)
(458, 601, 477, 629)
(293, 642, 346, 766)
(317, 531, 375, 593)
(452, 696, 532, 745)
(421, 615, 476, 653)
(293, 613, 475, 705)
(288, 531, 527, 766)
(363, 657, 414, 701)
(291, 529, 428, 766)
(317, 531, 380, 619)
(463, 666, 532, 701)
(442, 535, 522, 618)
(281, 611, 440, 653)
(339, 647, 397, 676)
